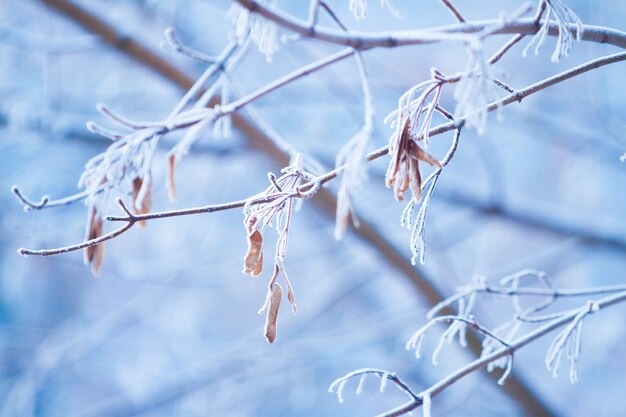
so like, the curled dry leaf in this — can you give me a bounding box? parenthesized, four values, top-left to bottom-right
(264, 283, 283, 343)
(243, 217, 264, 276)
(386, 118, 442, 201)
(84, 206, 105, 275)
(131, 176, 152, 227)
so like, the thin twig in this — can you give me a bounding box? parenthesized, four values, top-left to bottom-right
(489, 33, 525, 64)
(19, 199, 135, 256)
(438, 0, 465, 23)
(163, 27, 218, 63)
(11, 185, 105, 211)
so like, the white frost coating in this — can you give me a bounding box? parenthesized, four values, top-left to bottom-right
(523, 0, 583, 62)
(348, 0, 402, 20)
(379, 372, 389, 392)
(431, 331, 447, 366)
(406, 329, 426, 359)
(227, 2, 278, 62)
(334, 52, 373, 240)
(422, 392, 432, 417)
(497, 355, 514, 385)
(545, 300, 598, 382)
(334, 379, 348, 403)
(355, 374, 367, 395)
(453, 39, 499, 136)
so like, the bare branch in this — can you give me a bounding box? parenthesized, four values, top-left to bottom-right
(438, 0, 465, 23)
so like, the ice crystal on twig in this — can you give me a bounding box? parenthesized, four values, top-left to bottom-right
(545, 300, 598, 382)
(329, 368, 417, 404)
(228, 1, 279, 62)
(335, 52, 374, 240)
(348, 0, 402, 20)
(335, 129, 369, 239)
(524, 0, 583, 62)
(454, 39, 501, 135)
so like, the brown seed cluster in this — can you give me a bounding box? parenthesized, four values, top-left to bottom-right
(386, 118, 442, 201)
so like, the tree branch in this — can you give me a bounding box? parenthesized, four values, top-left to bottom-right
(18, 51, 626, 259)
(233, 0, 626, 50)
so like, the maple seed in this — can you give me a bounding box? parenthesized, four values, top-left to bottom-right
(243, 229, 264, 276)
(386, 118, 442, 201)
(264, 283, 283, 343)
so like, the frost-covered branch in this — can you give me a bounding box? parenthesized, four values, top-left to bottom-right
(15, 0, 626, 359)
(332, 272, 626, 416)
(18, 51, 626, 263)
(233, 0, 626, 50)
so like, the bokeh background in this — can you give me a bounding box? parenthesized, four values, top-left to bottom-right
(1, 0, 625, 416)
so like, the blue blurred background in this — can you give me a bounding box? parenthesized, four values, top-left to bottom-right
(1, 1, 625, 416)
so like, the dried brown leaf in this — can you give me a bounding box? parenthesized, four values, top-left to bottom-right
(413, 142, 442, 169)
(243, 229, 264, 276)
(386, 117, 442, 201)
(264, 283, 283, 344)
(408, 155, 423, 201)
(252, 250, 263, 276)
